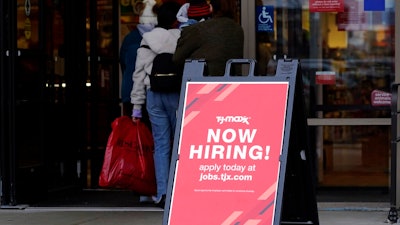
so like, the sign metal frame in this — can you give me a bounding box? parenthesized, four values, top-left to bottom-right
(162, 59, 319, 225)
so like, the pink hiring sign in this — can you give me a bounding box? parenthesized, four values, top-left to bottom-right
(167, 82, 289, 225)
(371, 89, 391, 107)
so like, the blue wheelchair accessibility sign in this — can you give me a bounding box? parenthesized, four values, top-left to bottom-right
(256, 5, 274, 33)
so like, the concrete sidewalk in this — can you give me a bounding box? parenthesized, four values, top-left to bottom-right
(318, 202, 392, 225)
(0, 202, 395, 225)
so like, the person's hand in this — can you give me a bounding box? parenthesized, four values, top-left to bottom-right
(132, 109, 142, 122)
(132, 117, 140, 123)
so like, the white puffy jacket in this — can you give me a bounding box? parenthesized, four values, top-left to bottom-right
(130, 27, 181, 111)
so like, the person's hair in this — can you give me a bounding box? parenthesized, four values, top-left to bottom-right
(134, 0, 161, 16)
(210, 0, 238, 21)
(133, 1, 145, 15)
(154, 1, 182, 29)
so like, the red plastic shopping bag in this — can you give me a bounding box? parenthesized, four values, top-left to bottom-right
(99, 116, 156, 196)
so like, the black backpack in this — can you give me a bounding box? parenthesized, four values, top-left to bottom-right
(141, 45, 182, 92)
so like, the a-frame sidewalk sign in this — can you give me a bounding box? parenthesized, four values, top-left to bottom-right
(162, 58, 319, 225)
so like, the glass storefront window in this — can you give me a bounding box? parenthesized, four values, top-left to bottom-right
(321, 125, 390, 186)
(254, 0, 394, 187)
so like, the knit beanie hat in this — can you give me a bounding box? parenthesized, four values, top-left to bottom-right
(138, 0, 158, 24)
(187, 0, 211, 19)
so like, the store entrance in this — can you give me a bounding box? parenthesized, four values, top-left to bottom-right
(1, 0, 120, 206)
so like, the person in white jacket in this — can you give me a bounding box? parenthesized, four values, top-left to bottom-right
(130, 1, 182, 208)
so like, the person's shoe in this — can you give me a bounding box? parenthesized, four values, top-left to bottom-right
(153, 195, 166, 209)
(139, 195, 154, 205)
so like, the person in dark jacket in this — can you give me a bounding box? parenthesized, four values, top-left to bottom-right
(173, 0, 244, 76)
(120, 0, 157, 117)
(119, 0, 158, 203)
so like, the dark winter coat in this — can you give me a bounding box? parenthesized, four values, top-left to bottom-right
(173, 17, 244, 76)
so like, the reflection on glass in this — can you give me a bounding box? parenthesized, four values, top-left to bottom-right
(321, 125, 389, 187)
(17, 0, 39, 49)
(97, 0, 113, 56)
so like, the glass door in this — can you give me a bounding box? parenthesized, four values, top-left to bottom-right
(1, 0, 47, 205)
(307, 0, 394, 188)
(82, 0, 120, 189)
(41, 0, 84, 194)
(1, 0, 120, 206)
(252, 0, 394, 188)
